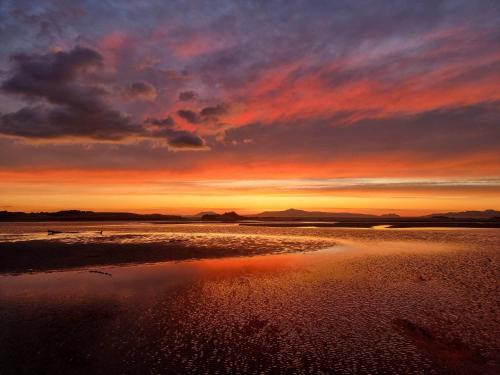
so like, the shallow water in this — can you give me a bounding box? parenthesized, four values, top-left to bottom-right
(0, 223, 499, 374)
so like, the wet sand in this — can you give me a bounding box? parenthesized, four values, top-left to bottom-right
(240, 221, 500, 228)
(0, 224, 499, 374)
(0, 236, 332, 274)
(0, 225, 335, 274)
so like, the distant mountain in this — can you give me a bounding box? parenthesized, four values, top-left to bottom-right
(192, 211, 218, 217)
(201, 211, 247, 221)
(380, 213, 401, 218)
(0, 210, 184, 222)
(252, 208, 389, 218)
(426, 209, 500, 219)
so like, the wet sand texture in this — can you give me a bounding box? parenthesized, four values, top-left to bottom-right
(0, 226, 498, 374)
(0, 234, 334, 274)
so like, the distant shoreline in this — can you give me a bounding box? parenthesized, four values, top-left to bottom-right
(1, 209, 499, 222)
(1, 217, 499, 228)
(239, 221, 500, 229)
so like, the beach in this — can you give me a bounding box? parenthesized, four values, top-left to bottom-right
(0, 223, 499, 374)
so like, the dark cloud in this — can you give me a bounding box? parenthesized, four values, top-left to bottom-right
(145, 116, 175, 127)
(0, 46, 206, 149)
(2, 46, 103, 101)
(200, 104, 227, 117)
(168, 131, 205, 149)
(177, 109, 201, 124)
(0, 105, 133, 140)
(0, 46, 140, 140)
(145, 117, 206, 149)
(176, 104, 228, 125)
(178, 91, 198, 101)
(125, 82, 157, 101)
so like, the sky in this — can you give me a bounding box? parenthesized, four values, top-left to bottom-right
(0, 0, 499, 215)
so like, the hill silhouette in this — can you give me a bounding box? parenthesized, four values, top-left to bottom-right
(426, 209, 500, 219)
(0, 210, 184, 222)
(201, 211, 247, 221)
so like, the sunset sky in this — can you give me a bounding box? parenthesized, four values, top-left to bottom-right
(1, 0, 499, 215)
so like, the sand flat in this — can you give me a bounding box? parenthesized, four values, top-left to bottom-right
(0, 223, 499, 374)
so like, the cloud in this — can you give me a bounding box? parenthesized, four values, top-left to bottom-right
(0, 46, 207, 150)
(0, 101, 498, 177)
(0, 105, 134, 140)
(145, 116, 207, 150)
(176, 103, 228, 125)
(200, 104, 227, 117)
(124, 82, 157, 101)
(178, 91, 198, 101)
(220, 100, 500, 175)
(2, 46, 103, 100)
(145, 116, 175, 127)
(168, 131, 206, 149)
(0, 46, 141, 139)
(177, 109, 200, 124)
